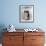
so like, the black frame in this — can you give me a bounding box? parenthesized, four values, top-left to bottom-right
(19, 5, 34, 23)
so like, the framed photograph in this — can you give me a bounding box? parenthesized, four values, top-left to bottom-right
(19, 5, 34, 23)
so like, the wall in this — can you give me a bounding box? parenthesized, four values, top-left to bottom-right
(0, 0, 46, 29)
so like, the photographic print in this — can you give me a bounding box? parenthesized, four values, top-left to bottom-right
(19, 5, 34, 23)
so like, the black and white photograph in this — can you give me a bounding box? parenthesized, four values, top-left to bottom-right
(19, 5, 34, 23)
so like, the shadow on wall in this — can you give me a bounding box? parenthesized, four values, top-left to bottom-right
(0, 24, 7, 43)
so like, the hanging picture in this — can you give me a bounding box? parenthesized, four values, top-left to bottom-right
(19, 5, 34, 23)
